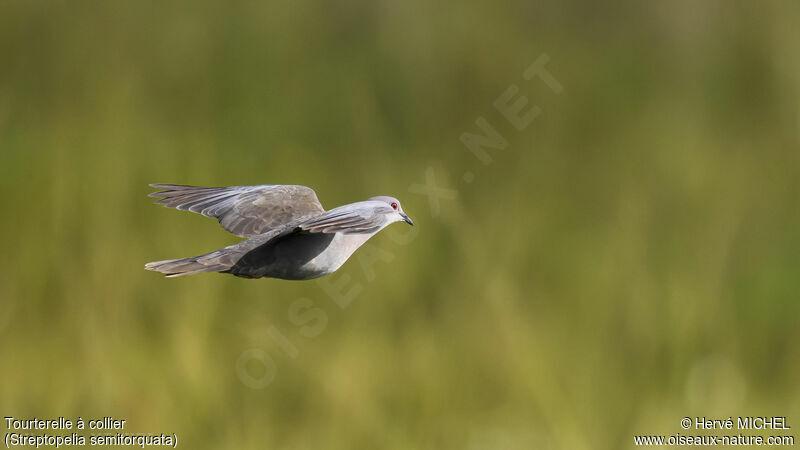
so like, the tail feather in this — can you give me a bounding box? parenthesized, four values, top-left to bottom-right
(145, 250, 234, 277)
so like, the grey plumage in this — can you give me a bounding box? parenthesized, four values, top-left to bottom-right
(148, 184, 325, 237)
(145, 184, 413, 280)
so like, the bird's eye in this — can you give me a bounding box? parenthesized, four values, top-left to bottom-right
(391, 202, 398, 210)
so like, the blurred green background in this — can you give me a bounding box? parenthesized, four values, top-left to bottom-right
(1, 1, 799, 449)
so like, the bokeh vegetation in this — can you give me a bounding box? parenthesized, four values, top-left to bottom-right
(1, 1, 799, 449)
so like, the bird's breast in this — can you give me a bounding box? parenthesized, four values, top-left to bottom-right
(229, 230, 378, 280)
(300, 232, 374, 277)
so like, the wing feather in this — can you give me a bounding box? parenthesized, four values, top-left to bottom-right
(149, 184, 325, 238)
(298, 203, 391, 234)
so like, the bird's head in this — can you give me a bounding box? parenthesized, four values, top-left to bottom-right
(369, 196, 414, 226)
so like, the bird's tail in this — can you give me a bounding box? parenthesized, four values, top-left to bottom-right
(145, 249, 235, 277)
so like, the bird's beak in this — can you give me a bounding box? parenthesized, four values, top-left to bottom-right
(401, 212, 414, 226)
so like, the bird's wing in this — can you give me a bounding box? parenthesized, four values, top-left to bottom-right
(149, 184, 325, 238)
(298, 203, 391, 234)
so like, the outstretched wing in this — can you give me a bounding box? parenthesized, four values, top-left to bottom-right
(298, 202, 391, 234)
(149, 184, 325, 238)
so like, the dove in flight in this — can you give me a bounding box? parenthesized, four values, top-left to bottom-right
(145, 184, 413, 279)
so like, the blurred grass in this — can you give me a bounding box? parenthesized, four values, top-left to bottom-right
(1, 1, 800, 449)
